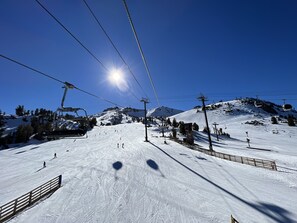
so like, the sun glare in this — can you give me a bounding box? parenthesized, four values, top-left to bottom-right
(108, 68, 128, 92)
(109, 69, 122, 84)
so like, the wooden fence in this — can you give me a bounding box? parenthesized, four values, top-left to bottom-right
(172, 139, 277, 171)
(231, 215, 240, 223)
(0, 175, 62, 223)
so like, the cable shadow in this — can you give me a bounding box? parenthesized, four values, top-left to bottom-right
(146, 159, 165, 177)
(195, 156, 207, 161)
(15, 150, 27, 154)
(247, 147, 272, 152)
(30, 146, 39, 150)
(112, 161, 123, 181)
(149, 142, 296, 223)
(277, 165, 297, 172)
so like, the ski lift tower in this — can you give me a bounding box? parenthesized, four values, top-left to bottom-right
(198, 94, 213, 151)
(141, 98, 149, 142)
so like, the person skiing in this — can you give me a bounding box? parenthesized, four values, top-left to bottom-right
(43, 161, 46, 168)
(54, 153, 57, 158)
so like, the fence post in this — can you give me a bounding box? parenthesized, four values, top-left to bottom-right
(29, 191, 32, 205)
(13, 199, 17, 214)
(272, 161, 277, 171)
(58, 175, 62, 187)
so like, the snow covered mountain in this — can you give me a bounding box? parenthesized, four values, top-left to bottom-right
(1, 98, 297, 222)
(94, 107, 143, 125)
(172, 98, 297, 125)
(147, 106, 183, 117)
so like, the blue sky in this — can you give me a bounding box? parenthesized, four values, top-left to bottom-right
(1, 0, 297, 115)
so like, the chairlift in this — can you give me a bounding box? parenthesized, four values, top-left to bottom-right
(282, 99, 292, 111)
(254, 96, 264, 108)
(254, 100, 263, 108)
(43, 82, 89, 139)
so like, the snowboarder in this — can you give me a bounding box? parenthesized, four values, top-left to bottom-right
(43, 161, 46, 168)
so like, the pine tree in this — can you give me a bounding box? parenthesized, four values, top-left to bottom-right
(172, 118, 178, 127)
(287, 116, 296, 126)
(179, 122, 186, 135)
(193, 122, 199, 131)
(167, 118, 171, 126)
(15, 124, 33, 143)
(271, 116, 278, 124)
(172, 128, 177, 138)
(0, 111, 5, 137)
(89, 117, 97, 128)
(15, 105, 25, 116)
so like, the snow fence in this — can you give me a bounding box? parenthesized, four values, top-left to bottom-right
(171, 139, 277, 171)
(0, 175, 62, 222)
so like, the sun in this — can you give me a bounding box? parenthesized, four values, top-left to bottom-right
(108, 69, 123, 84)
(108, 68, 128, 91)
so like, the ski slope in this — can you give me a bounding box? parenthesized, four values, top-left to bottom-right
(1, 121, 297, 222)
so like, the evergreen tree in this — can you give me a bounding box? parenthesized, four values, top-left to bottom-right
(0, 111, 5, 137)
(172, 118, 178, 127)
(179, 121, 186, 135)
(172, 128, 177, 138)
(89, 117, 97, 128)
(15, 105, 25, 116)
(167, 118, 171, 126)
(34, 108, 39, 116)
(193, 122, 199, 131)
(271, 116, 278, 124)
(15, 124, 33, 143)
(288, 116, 296, 126)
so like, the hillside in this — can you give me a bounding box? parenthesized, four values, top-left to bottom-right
(147, 106, 183, 118)
(171, 98, 297, 171)
(0, 98, 297, 222)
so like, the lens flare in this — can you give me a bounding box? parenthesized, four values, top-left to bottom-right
(108, 68, 128, 92)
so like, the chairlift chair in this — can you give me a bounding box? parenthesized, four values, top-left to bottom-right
(43, 82, 89, 139)
(283, 104, 292, 111)
(254, 101, 263, 108)
(282, 99, 292, 111)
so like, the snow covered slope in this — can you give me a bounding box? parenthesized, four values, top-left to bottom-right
(147, 106, 183, 117)
(171, 98, 297, 171)
(0, 120, 297, 222)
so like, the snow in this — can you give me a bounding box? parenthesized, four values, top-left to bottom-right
(147, 106, 183, 117)
(1, 100, 297, 222)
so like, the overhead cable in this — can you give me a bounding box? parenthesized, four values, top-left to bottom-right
(35, 0, 108, 71)
(122, 0, 160, 106)
(83, 0, 149, 100)
(0, 54, 122, 107)
(35, 0, 142, 102)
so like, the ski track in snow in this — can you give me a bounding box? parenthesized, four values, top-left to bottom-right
(1, 113, 297, 223)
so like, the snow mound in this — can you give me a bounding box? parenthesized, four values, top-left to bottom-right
(147, 106, 183, 117)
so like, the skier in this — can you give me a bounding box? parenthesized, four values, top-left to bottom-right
(122, 143, 124, 148)
(117, 143, 119, 148)
(54, 153, 57, 158)
(43, 161, 46, 168)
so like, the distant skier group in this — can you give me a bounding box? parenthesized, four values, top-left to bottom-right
(43, 153, 57, 168)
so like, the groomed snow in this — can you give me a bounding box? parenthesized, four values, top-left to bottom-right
(1, 120, 297, 222)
